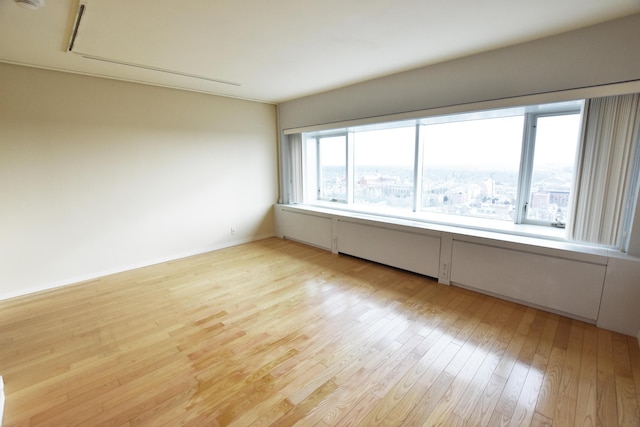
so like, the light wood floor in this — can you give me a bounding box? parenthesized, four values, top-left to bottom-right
(1, 238, 639, 426)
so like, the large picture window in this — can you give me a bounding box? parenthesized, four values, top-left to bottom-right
(353, 126, 416, 210)
(304, 101, 583, 233)
(420, 114, 524, 221)
(523, 113, 581, 226)
(286, 94, 640, 247)
(317, 134, 347, 202)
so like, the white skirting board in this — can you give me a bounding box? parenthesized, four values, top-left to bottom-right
(0, 234, 274, 302)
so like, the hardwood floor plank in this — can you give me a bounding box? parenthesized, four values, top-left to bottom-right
(535, 345, 566, 418)
(552, 316, 573, 351)
(497, 305, 527, 344)
(494, 333, 527, 380)
(506, 353, 546, 427)
(358, 329, 448, 424)
(492, 312, 547, 422)
(554, 394, 577, 426)
(243, 398, 294, 427)
(530, 411, 553, 427)
(464, 373, 508, 426)
(295, 336, 415, 425)
(450, 298, 496, 346)
(422, 322, 504, 425)
(1, 238, 639, 426)
(332, 391, 381, 427)
(612, 333, 640, 427)
(293, 376, 370, 425)
(272, 378, 339, 426)
(364, 335, 424, 400)
(443, 412, 466, 427)
(627, 335, 640, 417)
(398, 371, 456, 426)
(559, 320, 585, 401)
(535, 313, 559, 362)
(575, 324, 598, 427)
(596, 328, 619, 426)
(515, 307, 538, 337)
(487, 409, 512, 427)
(361, 340, 461, 425)
(451, 335, 506, 421)
(83, 376, 196, 426)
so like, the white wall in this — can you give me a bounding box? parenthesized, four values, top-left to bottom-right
(0, 63, 278, 300)
(279, 13, 640, 131)
(278, 13, 640, 254)
(598, 254, 640, 337)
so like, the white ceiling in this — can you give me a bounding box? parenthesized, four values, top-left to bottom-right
(1, 0, 640, 104)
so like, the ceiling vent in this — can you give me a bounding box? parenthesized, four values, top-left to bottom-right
(14, 0, 45, 10)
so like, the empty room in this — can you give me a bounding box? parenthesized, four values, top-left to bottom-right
(2, 0, 640, 425)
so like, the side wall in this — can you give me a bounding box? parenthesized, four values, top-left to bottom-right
(0, 63, 278, 300)
(279, 13, 640, 130)
(598, 254, 640, 337)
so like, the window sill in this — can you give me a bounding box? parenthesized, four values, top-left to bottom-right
(284, 202, 611, 257)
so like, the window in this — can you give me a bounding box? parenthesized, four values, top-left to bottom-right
(301, 100, 585, 236)
(420, 114, 524, 221)
(523, 113, 581, 226)
(287, 94, 640, 248)
(353, 126, 416, 210)
(317, 134, 347, 202)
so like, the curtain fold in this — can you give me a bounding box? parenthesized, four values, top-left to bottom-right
(569, 93, 640, 247)
(289, 133, 303, 204)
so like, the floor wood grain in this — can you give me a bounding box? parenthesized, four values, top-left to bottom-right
(1, 237, 639, 426)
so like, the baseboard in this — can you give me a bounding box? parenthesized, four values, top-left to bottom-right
(0, 234, 274, 302)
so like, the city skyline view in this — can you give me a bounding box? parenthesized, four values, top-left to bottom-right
(316, 110, 581, 224)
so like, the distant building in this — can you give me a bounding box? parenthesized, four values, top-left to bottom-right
(483, 178, 495, 198)
(531, 192, 550, 209)
(549, 191, 570, 208)
(448, 192, 467, 205)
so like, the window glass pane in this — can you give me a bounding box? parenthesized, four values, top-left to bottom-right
(527, 114, 581, 224)
(421, 115, 524, 221)
(318, 135, 347, 201)
(353, 126, 415, 209)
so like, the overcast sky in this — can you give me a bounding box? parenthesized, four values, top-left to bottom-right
(320, 113, 581, 170)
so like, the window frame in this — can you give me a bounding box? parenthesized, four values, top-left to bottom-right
(517, 107, 584, 227)
(314, 132, 349, 203)
(304, 100, 585, 235)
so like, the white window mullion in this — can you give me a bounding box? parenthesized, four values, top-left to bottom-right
(302, 135, 317, 204)
(347, 131, 355, 204)
(413, 124, 423, 212)
(515, 113, 537, 224)
(288, 133, 303, 204)
(315, 137, 322, 200)
(621, 136, 640, 251)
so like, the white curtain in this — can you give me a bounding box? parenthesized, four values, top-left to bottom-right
(289, 133, 303, 204)
(570, 93, 640, 247)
